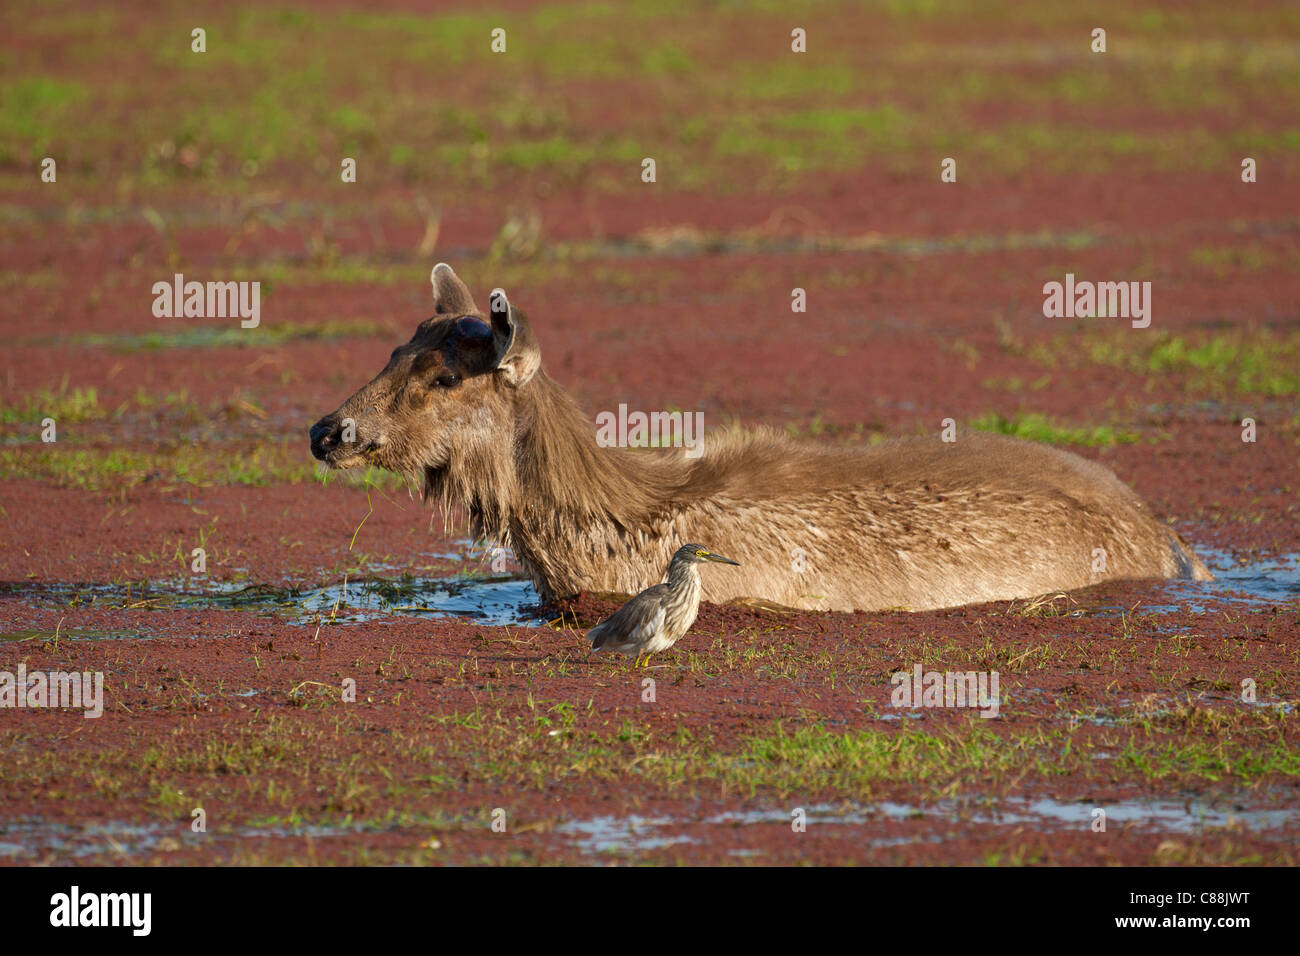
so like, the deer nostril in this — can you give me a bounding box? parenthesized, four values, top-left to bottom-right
(310, 419, 342, 458)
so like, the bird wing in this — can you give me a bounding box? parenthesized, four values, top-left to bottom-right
(589, 585, 668, 650)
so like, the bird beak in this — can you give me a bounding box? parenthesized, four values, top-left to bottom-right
(703, 551, 740, 566)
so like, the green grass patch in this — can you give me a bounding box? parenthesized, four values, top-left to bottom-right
(729, 722, 1025, 792)
(0, 76, 86, 156)
(0, 442, 404, 491)
(970, 412, 1140, 447)
(1014, 328, 1300, 397)
(70, 318, 387, 351)
(0, 383, 102, 424)
(424, 710, 1298, 796)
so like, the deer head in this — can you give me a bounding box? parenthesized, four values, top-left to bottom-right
(309, 264, 541, 497)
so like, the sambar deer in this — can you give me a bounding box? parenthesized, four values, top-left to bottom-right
(310, 264, 1211, 611)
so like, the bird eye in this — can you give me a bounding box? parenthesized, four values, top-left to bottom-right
(433, 371, 462, 389)
(696, 550, 706, 557)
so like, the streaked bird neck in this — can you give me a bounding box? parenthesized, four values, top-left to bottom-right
(663, 560, 703, 638)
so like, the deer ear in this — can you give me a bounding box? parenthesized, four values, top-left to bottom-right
(430, 263, 477, 315)
(488, 289, 540, 388)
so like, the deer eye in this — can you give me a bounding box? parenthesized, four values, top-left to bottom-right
(433, 371, 462, 389)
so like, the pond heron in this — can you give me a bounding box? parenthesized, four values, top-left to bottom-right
(588, 543, 740, 666)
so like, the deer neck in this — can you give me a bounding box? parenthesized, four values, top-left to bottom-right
(495, 371, 672, 555)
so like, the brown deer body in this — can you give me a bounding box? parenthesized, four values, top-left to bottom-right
(310, 265, 1211, 612)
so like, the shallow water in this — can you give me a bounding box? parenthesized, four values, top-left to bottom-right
(1, 540, 549, 631)
(557, 814, 692, 854)
(0, 626, 147, 642)
(862, 795, 1294, 832)
(2, 548, 1294, 639)
(2, 790, 1290, 860)
(556, 794, 1295, 856)
(1084, 549, 1300, 617)
(2, 569, 548, 632)
(0, 817, 380, 859)
(289, 575, 546, 627)
(1169, 549, 1300, 609)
